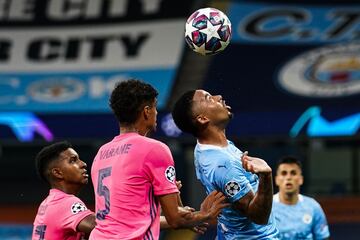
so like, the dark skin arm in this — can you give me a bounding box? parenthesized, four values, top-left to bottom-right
(159, 190, 229, 229)
(160, 181, 207, 234)
(233, 152, 273, 225)
(76, 213, 96, 238)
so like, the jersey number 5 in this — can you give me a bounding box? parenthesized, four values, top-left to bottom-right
(96, 167, 112, 220)
(34, 225, 46, 240)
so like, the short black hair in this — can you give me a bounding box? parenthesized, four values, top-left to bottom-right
(110, 79, 158, 124)
(276, 155, 302, 172)
(172, 90, 198, 137)
(35, 141, 72, 184)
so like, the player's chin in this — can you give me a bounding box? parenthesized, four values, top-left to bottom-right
(81, 176, 89, 184)
(228, 112, 234, 119)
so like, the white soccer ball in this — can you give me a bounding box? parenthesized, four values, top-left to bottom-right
(185, 7, 232, 56)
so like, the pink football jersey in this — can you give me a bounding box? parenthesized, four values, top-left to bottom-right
(90, 133, 179, 240)
(32, 189, 93, 240)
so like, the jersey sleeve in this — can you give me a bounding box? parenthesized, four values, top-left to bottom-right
(210, 151, 252, 203)
(60, 196, 94, 232)
(312, 200, 330, 239)
(144, 142, 179, 196)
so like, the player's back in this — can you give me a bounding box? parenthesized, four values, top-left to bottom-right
(90, 132, 164, 239)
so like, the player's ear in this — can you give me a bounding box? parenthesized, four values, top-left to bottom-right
(299, 175, 304, 186)
(51, 167, 64, 180)
(195, 115, 209, 125)
(143, 105, 152, 120)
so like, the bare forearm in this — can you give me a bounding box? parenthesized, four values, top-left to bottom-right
(165, 208, 208, 229)
(248, 173, 273, 224)
(160, 216, 171, 229)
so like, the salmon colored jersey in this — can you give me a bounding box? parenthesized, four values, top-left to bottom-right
(32, 189, 93, 240)
(90, 133, 179, 240)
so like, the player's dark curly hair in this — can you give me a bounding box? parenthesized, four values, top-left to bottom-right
(276, 155, 303, 171)
(35, 141, 72, 184)
(110, 79, 158, 124)
(172, 90, 199, 137)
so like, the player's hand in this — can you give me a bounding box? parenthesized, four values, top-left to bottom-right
(191, 224, 208, 234)
(176, 181, 182, 191)
(200, 191, 229, 220)
(241, 151, 272, 174)
(181, 206, 208, 234)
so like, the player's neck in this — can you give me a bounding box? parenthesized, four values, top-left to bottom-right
(119, 122, 152, 136)
(52, 184, 81, 196)
(280, 192, 299, 205)
(198, 128, 228, 147)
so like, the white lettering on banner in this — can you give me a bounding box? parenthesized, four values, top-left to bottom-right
(0, 0, 164, 21)
(47, 0, 163, 20)
(0, 0, 34, 20)
(0, 20, 184, 71)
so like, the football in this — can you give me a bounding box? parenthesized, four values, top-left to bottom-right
(185, 7, 232, 55)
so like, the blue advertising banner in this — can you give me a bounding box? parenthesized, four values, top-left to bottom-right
(228, 1, 360, 44)
(0, 18, 185, 112)
(201, 1, 360, 137)
(0, 68, 175, 112)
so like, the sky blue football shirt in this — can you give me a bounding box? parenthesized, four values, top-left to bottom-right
(194, 141, 279, 239)
(273, 193, 330, 239)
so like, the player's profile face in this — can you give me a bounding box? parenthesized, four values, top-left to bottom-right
(145, 98, 158, 132)
(275, 163, 303, 194)
(192, 90, 232, 121)
(57, 148, 89, 185)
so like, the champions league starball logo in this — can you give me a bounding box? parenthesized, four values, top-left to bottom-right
(165, 166, 176, 183)
(224, 181, 240, 197)
(278, 42, 360, 98)
(71, 202, 87, 214)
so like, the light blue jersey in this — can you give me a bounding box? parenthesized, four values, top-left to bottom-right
(194, 141, 278, 240)
(273, 193, 330, 239)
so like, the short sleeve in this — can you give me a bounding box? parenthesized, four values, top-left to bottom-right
(212, 153, 252, 203)
(312, 201, 330, 239)
(60, 196, 94, 232)
(144, 142, 179, 196)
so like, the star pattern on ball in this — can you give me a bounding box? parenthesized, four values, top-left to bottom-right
(199, 19, 222, 41)
(184, 7, 232, 55)
(193, 42, 213, 55)
(185, 22, 199, 39)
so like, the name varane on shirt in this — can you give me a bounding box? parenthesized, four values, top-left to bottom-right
(99, 144, 132, 160)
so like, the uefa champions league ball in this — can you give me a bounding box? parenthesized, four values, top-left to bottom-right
(185, 7, 232, 56)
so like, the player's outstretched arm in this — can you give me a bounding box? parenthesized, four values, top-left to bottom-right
(76, 213, 96, 237)
(159, 190, 229, 230)
(234, 152, 273, 225)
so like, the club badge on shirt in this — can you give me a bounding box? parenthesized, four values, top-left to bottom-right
(71, 202, 87, 214)
(302, 213, 312, 224)
(165, 166, 176, 183)
(225, 181, 240, 197)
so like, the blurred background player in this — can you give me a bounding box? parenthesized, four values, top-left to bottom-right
(172, 89, 278, 239)
(32, 141, 95, 240)
(90, 79, 229, 239)
(273, 155, 330, 239)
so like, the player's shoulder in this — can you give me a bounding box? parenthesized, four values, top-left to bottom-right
(300, 194, 322, 207)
